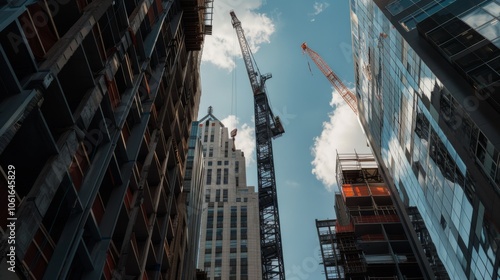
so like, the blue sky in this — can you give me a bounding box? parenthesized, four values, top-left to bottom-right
(198, 0, 370, 278)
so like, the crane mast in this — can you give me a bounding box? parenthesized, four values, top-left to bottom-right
(301, 42, 358, 115)
(230, 10, 285, 280)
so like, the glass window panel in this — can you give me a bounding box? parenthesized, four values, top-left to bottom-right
(469, 65, 500, 87)
(414, 10, 430, 22)
(387, 0, 420, 15)
(423, 4, 441, 19)
(477, 19, 500, 42)
(483, 2, 500, 17)
(441, 38, 466, 56)
(456, 28, 484, 48)
(428, 27, 454, 45)
(454, 52, 483, 73)
(401, 17, 417, 31)
(473, 43, 500, 61)
(462, 8, 495, 28)
(443, 18, 472, 37)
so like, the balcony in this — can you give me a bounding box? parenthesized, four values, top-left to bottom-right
(180, 0, 213, 50)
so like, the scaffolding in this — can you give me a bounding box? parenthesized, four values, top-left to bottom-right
(336, 153, 383, 188)
(316, 153, 427, 280)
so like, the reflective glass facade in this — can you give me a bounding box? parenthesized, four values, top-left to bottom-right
(350, 0, 500, 279)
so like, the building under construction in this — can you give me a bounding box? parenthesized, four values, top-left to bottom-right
(316, 153, 448, 280)
(0, 0, 212, 279)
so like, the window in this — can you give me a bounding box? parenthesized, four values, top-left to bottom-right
(235, 176, 239, 187)
(216, 228, 223, 240)
(241, 239, 247, 252)
(216, 189, 221, 202)
(204, 135, 208, 142)
(206, 169, 212, 185)
(440, 215, 447, 229)
(208, 161, 212, 166)
(209, 147, 213, 157)
(205, 189, 211, 202)
(386, 0, 421, 16)
(210, 134, 214, 142)
(231, 206, 237, 227)
(223, 168, 229, 184)
(400, 0, 455, 31)
(224, 160, 229, 165)
(223, 189, 228, 202)
(217, 204, 224, 227)
(216, 169, 221, 185)
(207, 208, 214, 227)
(206, 229, 213, 240)
(235, 161, 239, 173)
(217, 161, 222, 165)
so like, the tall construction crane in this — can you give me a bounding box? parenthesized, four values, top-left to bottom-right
(301, 42, 358, 115)
(230, 10, 285, 280)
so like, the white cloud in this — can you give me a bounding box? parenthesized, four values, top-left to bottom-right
(220, 115, 256, 166)
(202, 0, 275, 71)
(311, 89, 370, 192)
(312, 2, 330, 16)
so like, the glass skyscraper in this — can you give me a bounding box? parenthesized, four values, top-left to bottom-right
(350, 0, 500, 279)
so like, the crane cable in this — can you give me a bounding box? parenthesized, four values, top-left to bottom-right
(231, 32, 238, 120)
(231, 33, 238, 151)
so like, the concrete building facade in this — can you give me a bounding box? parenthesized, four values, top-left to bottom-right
(350, 0, 500, 278)
(196, 108, 262, 280)
(0, 0, 212, 279)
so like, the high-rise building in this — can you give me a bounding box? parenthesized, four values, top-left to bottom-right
(197, 108, 262, 280)
(316, 152, 447, 279)
(0, 0, 212, 279)
(350, 0, 500, 278)
(182, 122, 206, 280)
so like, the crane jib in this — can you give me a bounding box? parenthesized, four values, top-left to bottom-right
(230, 10, 286, 280)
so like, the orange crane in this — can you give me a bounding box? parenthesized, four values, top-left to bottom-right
(301, 42, 358, 115)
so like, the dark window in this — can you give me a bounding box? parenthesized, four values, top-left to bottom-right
(223, 168, 229, 184)
(216, 169, 221, 185)
(216, 229, 223, 240)
(206, 169, 212, 185)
